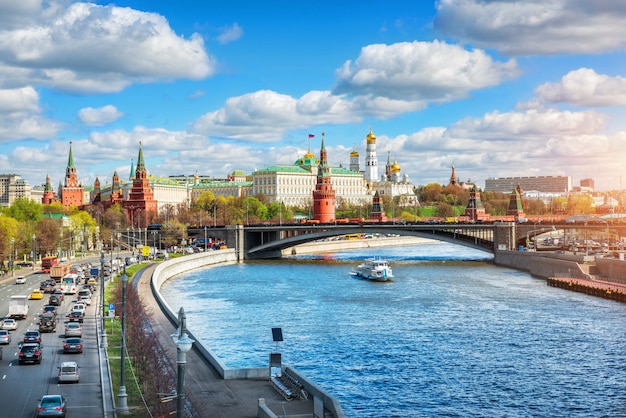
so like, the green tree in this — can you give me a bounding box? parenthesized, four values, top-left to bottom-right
(160, 221, 187, 248)
(36, 218, 62, 257)
(4, 198, 42, 223)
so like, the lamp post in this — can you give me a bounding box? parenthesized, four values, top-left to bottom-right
(118, 266, 129, 415)
(10, 237, 15, 277)
(246, 202, 249, 226)
(171, 307, 195, 418)
(213, 201, 217, 227)
(32, 234, 36, 271)
(203, 226, 207, 252)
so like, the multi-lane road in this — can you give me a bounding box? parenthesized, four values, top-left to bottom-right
(0, 264, 110, 417)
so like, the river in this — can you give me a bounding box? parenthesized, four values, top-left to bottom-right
(160, 242, 626, 417)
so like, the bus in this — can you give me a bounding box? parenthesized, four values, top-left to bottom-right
(41, 256, 58, 274)
(59, 273, 78, 295)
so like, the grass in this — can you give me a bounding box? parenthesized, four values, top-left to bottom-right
(104, 263, 153, 418)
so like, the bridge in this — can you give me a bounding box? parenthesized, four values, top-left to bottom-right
(185, 221, 624, 260)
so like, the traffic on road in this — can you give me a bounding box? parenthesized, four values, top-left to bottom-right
(0, 261, 105, 417)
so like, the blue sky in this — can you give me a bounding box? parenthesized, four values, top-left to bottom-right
(1, 0, 626, 192)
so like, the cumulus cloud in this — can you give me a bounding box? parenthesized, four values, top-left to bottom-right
(190, 40, 518, 142)
(217, 23, 243, 44)
(334, 40, 518, 101)
(434, 0, 626, 55)
(0, 2, 216, 93)
(190, 90, 361, 142)
(535, 68, 626, 106)
(0, 86, 60, 141)
(78, 105, 124, 126)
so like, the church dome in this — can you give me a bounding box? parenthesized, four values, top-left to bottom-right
(391, 160, 401, 173)
(366, 128, 377, 144)
(304, 147, 315, 159)
(350, 148, 359, 157)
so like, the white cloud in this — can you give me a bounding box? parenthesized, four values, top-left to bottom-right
(0, 86, 60, 141)
(217, 23, 243, 44)
(334, 40, 518, 101)
(535, 68, 626, 106)
(0, 2, 216, 94)
(434, 0, 626, 55)
(0, 86, 40, 112)
(78, 105, 124, 126)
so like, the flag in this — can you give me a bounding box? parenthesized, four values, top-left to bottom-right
(308, 134, 315, 138)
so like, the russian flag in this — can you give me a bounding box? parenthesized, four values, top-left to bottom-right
(308, 134, 315, 138)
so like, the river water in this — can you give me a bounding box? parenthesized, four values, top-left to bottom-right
(160, 242, 626, 417)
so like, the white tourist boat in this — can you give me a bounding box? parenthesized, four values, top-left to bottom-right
(350, 258, 394, 282)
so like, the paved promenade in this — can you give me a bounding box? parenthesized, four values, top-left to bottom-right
(134, 263, 316, 418)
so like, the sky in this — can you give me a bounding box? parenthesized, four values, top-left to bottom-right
(1, 0, 626, 193)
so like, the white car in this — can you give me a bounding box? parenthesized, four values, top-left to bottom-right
(15, 276, 26, 284)
(0, 318, 17, 330)
(71, 303, 86, 314)
(58, 361, 80, 383)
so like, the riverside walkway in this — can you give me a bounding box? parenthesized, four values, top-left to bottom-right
(134, 263, 320, 418)
(547, 275, 626, 303)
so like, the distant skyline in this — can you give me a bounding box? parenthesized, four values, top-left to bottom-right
(1, 1, 626, 191)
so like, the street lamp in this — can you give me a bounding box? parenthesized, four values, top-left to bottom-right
(10, 237, 15, 277)
(118, 266, 130, 415)
(100, 250, 106, 333)
(246, 202, 249, 226)
(171, 307, 195, 418)
(32, 234, 36, 271)
(213, 201, 217, 227)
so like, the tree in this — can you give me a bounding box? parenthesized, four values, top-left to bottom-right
(160, 221, 186, 249)
(419, 183, 443, 204)
(36, 218, 62, 256)
(566, 194, 594, 215)
(4, 198, 42, 223)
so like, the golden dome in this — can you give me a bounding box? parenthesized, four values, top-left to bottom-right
(366, 128, 377, 144)
(350, 148, 359, 157)
(391, 160, 401, 172)
(304, 147, 315, 159)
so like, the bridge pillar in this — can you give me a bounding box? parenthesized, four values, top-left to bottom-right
(493, 222, 517, 254)
(226, 225, 245, 261)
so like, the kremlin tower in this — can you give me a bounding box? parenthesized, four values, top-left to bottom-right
(60, 142, 84, 208)
(312, 133, 336, 223)
(42, 174, 55, 204)
(123, 143, 158, 228)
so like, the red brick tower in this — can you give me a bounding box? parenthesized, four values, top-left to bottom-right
(110, 170, 123, 206)
(506, 184, 525, 220)
(123, 143, 158, 228)
(312, 133, 336, 223)
(61, 142, 84, 208)
(42, 174, 55, 204)
(449, 164, 459, 186)
(464, 185, 489, 221)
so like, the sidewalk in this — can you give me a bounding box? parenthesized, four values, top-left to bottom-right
(134, 264, 316, 417)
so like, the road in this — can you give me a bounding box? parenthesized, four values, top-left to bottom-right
(0, 263, 107, 418)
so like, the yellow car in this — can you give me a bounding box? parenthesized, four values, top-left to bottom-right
(87, 278, 97, 286)
(29, 289, 44, 300)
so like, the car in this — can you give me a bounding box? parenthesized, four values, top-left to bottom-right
(35, 394, 66, 417)
(42, 305, 57, 316)
(58, 361, 79, 384)
(68, 311, 83, 323)
(87, 278, 97, 286)
(48, 294, 62, 306)
(0, 330, 11, 344)
(43, 284, 56, 293)
(63, 337, 83, 354)
(17, 261, 33, 267)
(77, 290, 92, 305)
(0, 318, 17, 330)
(71, 303, 86, 314)
(64, 322, 82, 337)
(15, 276, 26, 284)
(19, 343, 42, 364)
(29, 289, 44, 300)
(52, 291, 65, 302)
(23, 330, 41, 343)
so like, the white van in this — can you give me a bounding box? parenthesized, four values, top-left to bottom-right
(58, 361, 80, 383)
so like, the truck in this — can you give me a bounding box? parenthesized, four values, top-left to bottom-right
(9, 295, 29, 319)
(50, 263, 71, 283)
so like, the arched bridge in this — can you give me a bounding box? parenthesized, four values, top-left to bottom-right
(186, 221, 623, 260)
(189, 222, 529, 260)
